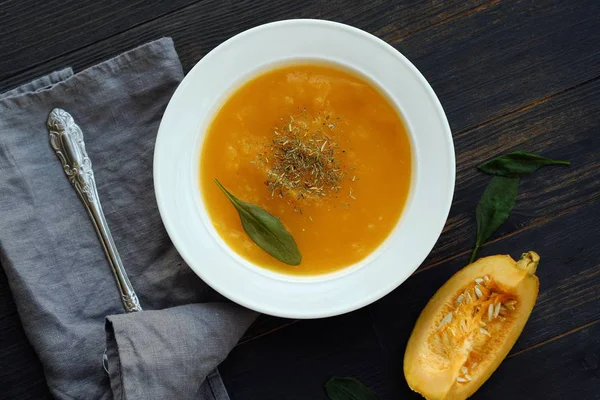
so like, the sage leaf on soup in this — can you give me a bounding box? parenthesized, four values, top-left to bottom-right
(478, 150, 570, 177)
(214, 179, 302, 266)
(325, 377, 380, 400)
(469, 176, 520, 263)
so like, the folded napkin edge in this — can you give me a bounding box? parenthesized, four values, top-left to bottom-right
(0, 68, 74, 100)
(0, 37, 177, 108)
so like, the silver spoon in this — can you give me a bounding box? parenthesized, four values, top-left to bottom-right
(46, 108, 142, 373)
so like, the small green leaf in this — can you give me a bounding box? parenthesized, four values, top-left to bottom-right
(478, 150, 570, 177)
(469, 176, 520, 263)
(215, 179, 301, 266)
(325, 377, 380, 400)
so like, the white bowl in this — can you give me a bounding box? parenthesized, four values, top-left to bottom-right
(154, 19, 455, 318)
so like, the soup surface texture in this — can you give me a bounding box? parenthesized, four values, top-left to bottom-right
(200, 64, 411, 275)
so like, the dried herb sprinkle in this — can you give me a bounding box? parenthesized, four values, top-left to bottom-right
(257, 110, 354, 202)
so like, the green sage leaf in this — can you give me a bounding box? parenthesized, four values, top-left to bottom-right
(478, 150, 570, 177)
(214, 179, 301, 266)
(324, 377, 380, 400)
(469, 176, 520, 263)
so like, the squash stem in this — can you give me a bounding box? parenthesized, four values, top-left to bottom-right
(516, 251, 540, 275)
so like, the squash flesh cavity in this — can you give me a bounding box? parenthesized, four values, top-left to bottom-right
(404, 252, 539, 400)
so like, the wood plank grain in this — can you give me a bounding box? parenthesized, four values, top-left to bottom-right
(0, 0, 198, 81)
(221, 307, 405, 400)
(0, 266, 17, 319)
(0, 0, 498, 93)
(390, 0, 600, 133)
(368, 199, 600, 377)
(473, 321, 600, 400)
(0, 276, 50, 399)
(422, 76, 600, 268)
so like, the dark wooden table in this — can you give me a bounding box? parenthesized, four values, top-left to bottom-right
(1, 1, 599, 399)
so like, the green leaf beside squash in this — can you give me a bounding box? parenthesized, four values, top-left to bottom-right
(325, 377, 380, 400)
(469, 176, 520, 263)
(478, 150, 570, 177)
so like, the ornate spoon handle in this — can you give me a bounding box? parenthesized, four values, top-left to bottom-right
(47, 108, 142, 313)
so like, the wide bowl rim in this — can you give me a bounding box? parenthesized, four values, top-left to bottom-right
(154, 19, 455, 318)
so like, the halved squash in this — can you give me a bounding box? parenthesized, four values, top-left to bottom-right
(404, 252, 540, 400)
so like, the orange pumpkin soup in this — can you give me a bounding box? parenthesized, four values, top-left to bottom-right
(200, 63, 411, 275)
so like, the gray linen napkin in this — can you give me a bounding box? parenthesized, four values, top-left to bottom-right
(0, 38, 257, 400)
